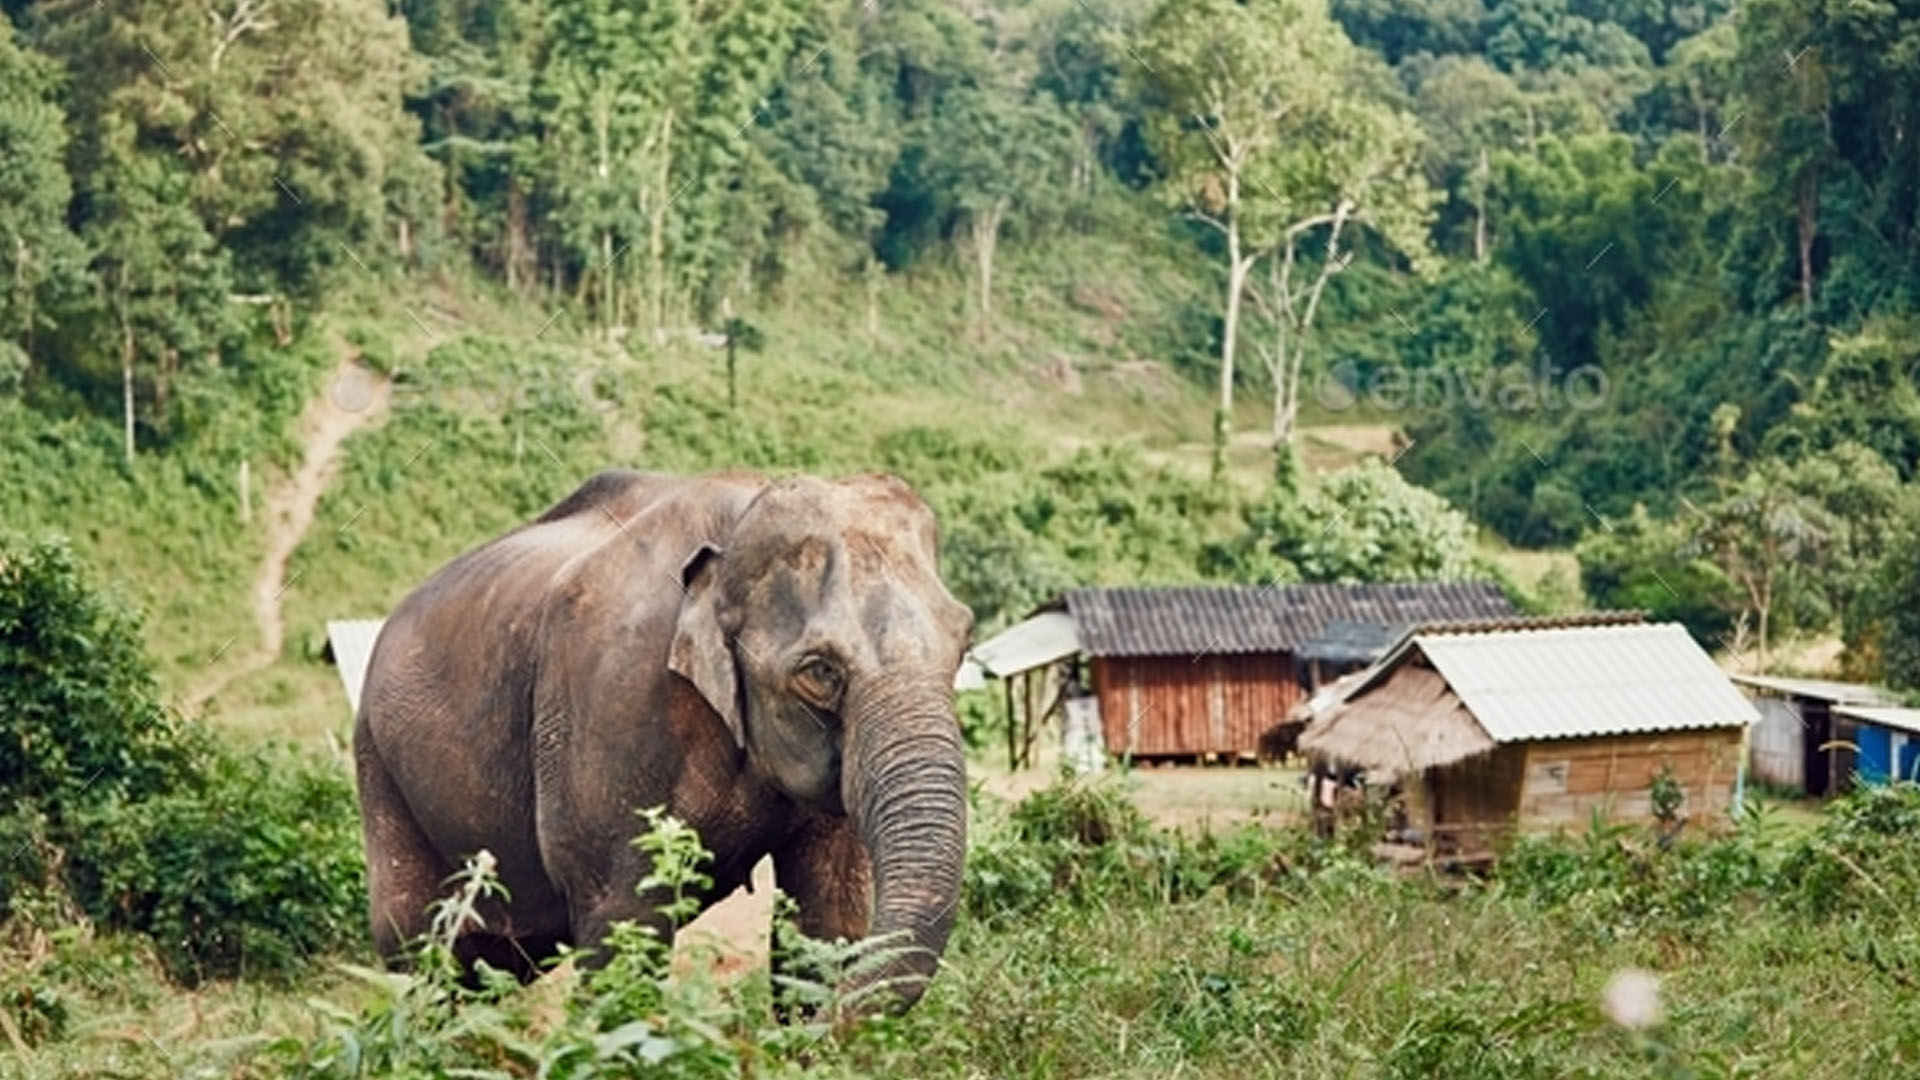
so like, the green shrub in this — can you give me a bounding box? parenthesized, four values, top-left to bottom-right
(0, 533, 364, 982)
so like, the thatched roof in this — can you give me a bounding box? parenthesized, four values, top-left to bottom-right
(1297, 661, 1493, 775)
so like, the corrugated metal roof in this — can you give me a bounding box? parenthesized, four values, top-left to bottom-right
(1061, 581, 1515, 658)
(1404, 622, 1758, 742)
(971, 610, 1082, 677)
(1835, 705, 1920, 737)
(1297, 619, 1407, 664)
(1730, 673, 1898, 706)
(324, 618, 386, 715)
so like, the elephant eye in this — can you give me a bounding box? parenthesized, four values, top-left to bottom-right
(793, 654, 844, 711)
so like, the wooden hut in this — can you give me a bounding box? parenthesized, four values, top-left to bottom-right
(1297, 616, 1757, 853)
(969, 582, 1516, 766)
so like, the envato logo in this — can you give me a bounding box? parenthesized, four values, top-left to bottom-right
(1314, 358, 1610, 414)
(337, 361, 635, 416)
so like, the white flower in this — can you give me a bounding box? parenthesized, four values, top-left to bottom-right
(1602, 969, 1663, 1030)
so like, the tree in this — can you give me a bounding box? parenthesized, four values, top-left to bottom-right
(1683, 460, 1833, 672)
(1248, 93, 1434, 450)
(532, 0, 809, 332)
(0, 25, 88, 377)
(1402, 55, 1532, 259)
(1870, 510, 1920, 695)
(1731, 0, 1830, 311)
(1577, 503, 1737, 646)
(919, 86, 1073, 334)
(1138, 0, 1354, 486)
(533, 0, 688, 334)
(1231, 458, 1482, 583)
(82, 122, 234, 464)
(42, 0, 431, 303)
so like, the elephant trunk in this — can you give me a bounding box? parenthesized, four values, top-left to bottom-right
(840, 678, 968, 1015)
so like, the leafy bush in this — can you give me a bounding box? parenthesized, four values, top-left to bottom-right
(965, 771, 1336, 923)
(0, 533, 364, 982)
(1224, 458, 1486, 584)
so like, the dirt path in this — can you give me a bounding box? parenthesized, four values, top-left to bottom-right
(187, 359, 389, 710)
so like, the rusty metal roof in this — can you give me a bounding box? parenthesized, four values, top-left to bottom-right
(1362, 621, 1758, 743)
(1059, 582, 1516, 659)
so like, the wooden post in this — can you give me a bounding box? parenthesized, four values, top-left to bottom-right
(1004, 674, 1018, 772)
(238, 459, 251, 524)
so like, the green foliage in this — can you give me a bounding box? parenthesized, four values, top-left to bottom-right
(0, 24, 88, 362)
(271, 811, 892, 1079)
(0, 534, 363, 983)
(1225, 458, 1483, 583)
(1577, 504, 1736, 645)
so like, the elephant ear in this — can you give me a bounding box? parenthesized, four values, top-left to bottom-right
(668, 542, 746, 751)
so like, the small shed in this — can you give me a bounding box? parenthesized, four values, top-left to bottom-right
(1731, 675, 1899, 797)
(970, 581, 1517, 766)
(1298, 618, 1757, 853)
(1831, 704, 1920, 786)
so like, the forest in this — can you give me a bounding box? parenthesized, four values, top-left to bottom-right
(8, 0, 1920, 683)
(6, 0, 1920, 1074)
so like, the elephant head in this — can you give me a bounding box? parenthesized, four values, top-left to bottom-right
(667, 473, 972, 1011)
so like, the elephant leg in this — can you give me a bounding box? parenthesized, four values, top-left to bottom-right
(770, 816, 873, 1019)
(355, 733, 454, 965)
(566, 879, 677, 971)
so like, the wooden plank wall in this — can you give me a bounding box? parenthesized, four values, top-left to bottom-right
(1518, 729, 1742, 824)
(1093, 653, 1299, 758)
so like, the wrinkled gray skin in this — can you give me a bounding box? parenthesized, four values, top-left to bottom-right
(354, 469, 973, 1014)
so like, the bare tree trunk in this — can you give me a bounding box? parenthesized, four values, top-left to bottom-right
(1215, 168, 1248, 487)
(1474, 147, 1489, 262)
(601, 229, 615, 333)
(649, 110, 676, 337)
(1796, 170, 1817, 308)
(973, 199, 1005, 335)
(505, 178, 530, 294)
(120, 309, 135, 466)
(865, 258, 881, 337)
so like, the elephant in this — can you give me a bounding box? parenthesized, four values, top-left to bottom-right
(352, 468, 974, 1014)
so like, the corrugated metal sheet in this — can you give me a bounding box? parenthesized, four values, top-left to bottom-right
(1412, 622, 1758, 743)
(324, 618, 386, 715)
(1748, 695, 1806, 789)
(1730, 673, 1897, 706)
(1297, 619, 1405, 664)
(971, 610, 1082, 677)
(1063, 581, 1515, 658)
(1836, 705, 1920, 737)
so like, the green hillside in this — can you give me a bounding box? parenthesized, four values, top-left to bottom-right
(9, 0, 1920, 1073)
